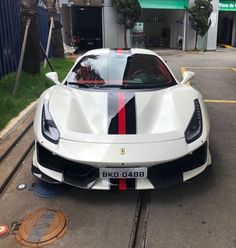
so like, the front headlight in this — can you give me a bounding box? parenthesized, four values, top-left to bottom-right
(185, 99, 202, 144)
(41, 99, 60, 144)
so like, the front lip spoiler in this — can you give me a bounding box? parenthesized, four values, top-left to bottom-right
(32, 162, 210, 190)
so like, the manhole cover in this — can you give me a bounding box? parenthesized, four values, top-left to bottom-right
(16, 208, 67, 247)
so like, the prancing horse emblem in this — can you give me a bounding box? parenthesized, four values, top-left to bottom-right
(120, 148, 125, 155)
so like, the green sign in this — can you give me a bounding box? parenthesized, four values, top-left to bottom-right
(138, 0, 188, 10)
(219, 1, 236, 11)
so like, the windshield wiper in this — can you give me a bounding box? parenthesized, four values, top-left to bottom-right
(68, 82, 168, 89)
(99, 84, 123, 89)
(67, 82, 92, 88)
(119, 83, 167, 89)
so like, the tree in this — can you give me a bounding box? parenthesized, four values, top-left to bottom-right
(19, 0, 40, 74)
(187, 0, 213, 50)
(41, 0, 64, 58)
(112, 0, 141, 48)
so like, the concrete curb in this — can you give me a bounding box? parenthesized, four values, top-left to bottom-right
(0, 101, 38, 143)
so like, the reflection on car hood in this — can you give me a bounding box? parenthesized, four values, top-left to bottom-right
(48, 85, 198, 143)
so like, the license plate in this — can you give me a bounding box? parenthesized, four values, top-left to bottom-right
(100, 168, 147, 179)
(87, 42, 94, 45)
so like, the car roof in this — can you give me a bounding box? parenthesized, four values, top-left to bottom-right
(86, 48, 156, 56)
(75, 48, 159, 63)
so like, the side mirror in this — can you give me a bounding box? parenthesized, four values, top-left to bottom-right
(181, 71, 195, 85)
(45, 72, 60, 85)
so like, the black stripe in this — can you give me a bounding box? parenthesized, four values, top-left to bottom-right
(108, 92, 137, 135)
(108, 92, 119, 134)
(126, 179, 136, 189)
(110, 178, 119, 190)
(125, 93, 136, 134)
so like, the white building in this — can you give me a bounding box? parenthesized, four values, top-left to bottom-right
(58, 0, 236, 50)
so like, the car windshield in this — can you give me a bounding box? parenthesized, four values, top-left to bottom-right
(66, 51, 176, 89)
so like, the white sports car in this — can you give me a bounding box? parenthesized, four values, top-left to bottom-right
(32, 48, 211, 190)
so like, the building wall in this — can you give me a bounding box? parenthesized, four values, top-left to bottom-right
(231, 12, 236, 46)
(205, 0, 219, 50)
(59, 4, 72, 45)
(103, 5, 118, 47)
(184, 0, 197, 50)
(168, 10, 185, 49)
(103, 0, 131, 48)
(185, 0, 218, 50)
(58, 0, 130, 48)
(58, 0, 220, 51)
(135, 9, 184, 49)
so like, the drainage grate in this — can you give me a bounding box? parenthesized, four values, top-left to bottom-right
(16, 208, 67, 247)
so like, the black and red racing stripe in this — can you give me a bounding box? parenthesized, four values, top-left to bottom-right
(108, 48, 136, 190)
(108, 91, 136, 135)
(108, 91, 137, 190)
(110, 178, 136, 190)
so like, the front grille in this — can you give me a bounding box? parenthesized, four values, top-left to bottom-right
(36, 142, 207, 190)
(37, 143, 99, 188)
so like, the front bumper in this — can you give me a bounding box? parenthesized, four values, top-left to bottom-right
(32, 141, 211, 190)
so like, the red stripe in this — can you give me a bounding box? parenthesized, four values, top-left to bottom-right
(118, 92, 126, 134)
(119, 179, 127, 191)
(117, 48, 123, 54)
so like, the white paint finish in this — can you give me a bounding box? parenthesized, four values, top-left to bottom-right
(38, 163, 63, 182)
(135, 87, 193, 138)
(49, 86, 108, 135)
(136, 179, 154, 190)
(32, 148, 38, 167)
(91, 178, 110, 190)
(183, 162, 208, 181)
(48, 137, 205, 165)
(48, 85, 201, 142)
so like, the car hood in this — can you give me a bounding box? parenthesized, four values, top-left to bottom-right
(48, 85, 199, 143)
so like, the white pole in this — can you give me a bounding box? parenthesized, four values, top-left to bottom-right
(13, 19, 31, 96)
(43, 17, 54, 68)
